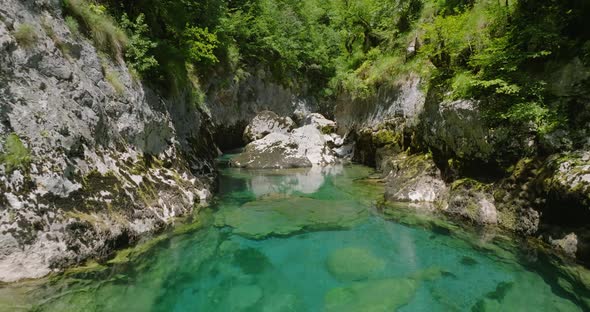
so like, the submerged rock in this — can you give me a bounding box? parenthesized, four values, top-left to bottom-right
(243, 111, 295, 143)
(214, 196, 367, 239)
(323, 266, 446, 312)
(324, 278, 418, 312)
(326, 247, 385, 281)
(472, 273, 582, 312)
(227, 285, 263, 310)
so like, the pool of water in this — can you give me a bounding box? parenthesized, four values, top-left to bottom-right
(1, 163, 589, 311)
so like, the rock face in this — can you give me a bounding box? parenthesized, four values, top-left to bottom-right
(421, 99, 494, 167)
(230, 113, 346, 169)
(242, 111, 295, 143)
(0, 2, 216, 281)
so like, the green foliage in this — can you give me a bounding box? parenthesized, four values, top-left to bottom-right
(1, 134, 32, 173)
(65, 16, 81, 37)
(75, 0, 588, 140)
(63, 0, 128, 61)
(183, 25, 219, 65)
(120, 13, 158, 76)
(13, 23, 38, 49)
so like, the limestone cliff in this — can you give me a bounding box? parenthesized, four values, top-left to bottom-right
(0, 1, 217, 281)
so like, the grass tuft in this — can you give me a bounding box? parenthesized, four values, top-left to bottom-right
(63, 0, 128, 61)
(13, 23, 38, 49)
(65, 15, 81, 38)
(105, 70, 125, 95)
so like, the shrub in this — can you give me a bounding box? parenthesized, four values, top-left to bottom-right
(120, 13, 158, 76)
(1, 134, 31, 173)
(63, 0, 128, 61)
(13, 23, 38, 49)
(183, 25, 219, 65)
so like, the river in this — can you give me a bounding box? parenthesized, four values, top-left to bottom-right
(0, 158, 587, 311)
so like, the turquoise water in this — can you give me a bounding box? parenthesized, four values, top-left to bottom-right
(1, 163, 589, 311)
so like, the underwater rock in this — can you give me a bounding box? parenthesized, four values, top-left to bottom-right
(214, 197, 367, 239)
(227, 285, 263, 310)
(243, 111, 295, 143)
(324, 266, 447, 312)
(324, 278, 418, 312)
(471, 273, 582, 312)
(326, 247, 385, 281)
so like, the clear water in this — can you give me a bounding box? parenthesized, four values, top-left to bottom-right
(1, 162, 589, 311)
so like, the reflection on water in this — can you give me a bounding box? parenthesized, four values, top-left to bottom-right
(0, 164, 589, 312)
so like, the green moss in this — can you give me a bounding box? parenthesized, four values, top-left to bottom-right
(451, 178, 489, 192)
(320, 124, 336, 134)
(1, 133, 32, 173)
(13, 23, 38, 49)
(372, 129, 402, 147)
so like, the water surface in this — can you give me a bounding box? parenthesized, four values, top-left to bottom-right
(1, 163, 588, 311)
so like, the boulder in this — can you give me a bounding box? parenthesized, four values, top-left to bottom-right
(323, 267, 444, 312)
(326, 247, 385, 281)
(243, 111, 295, 143)
(383, 153, 448, 203)
(446, 179, 498, 225)
(230, 114, 343, 169)
(540, 150, 590, 215)
(304, 113, 336, 134)
(550, 233, 578, 258)
(229, 133, 312, 169)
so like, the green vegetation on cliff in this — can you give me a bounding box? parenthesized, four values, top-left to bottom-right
(63, 0, 589, 142)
